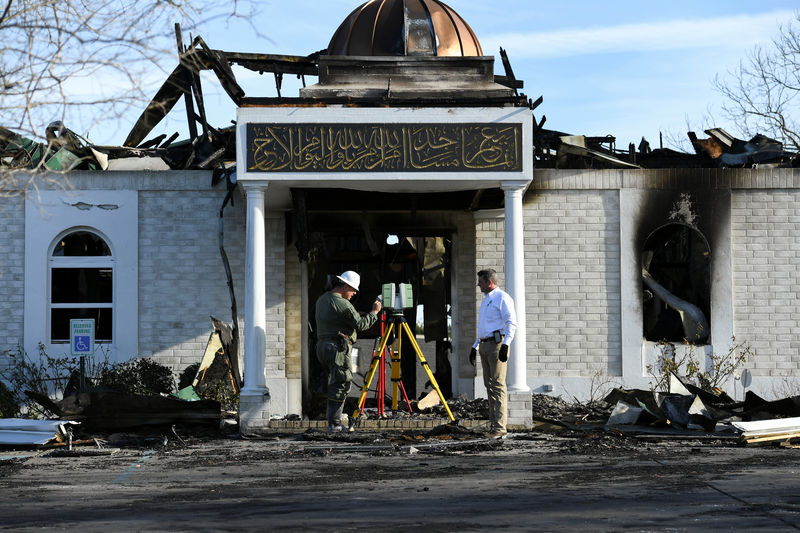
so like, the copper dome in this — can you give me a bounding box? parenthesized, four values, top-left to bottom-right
(327, 0, 483, 57)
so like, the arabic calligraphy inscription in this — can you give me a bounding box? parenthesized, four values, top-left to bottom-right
(246, 123, 521, 172)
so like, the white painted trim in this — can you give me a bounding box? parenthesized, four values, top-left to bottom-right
(236, 107, 534, 210)
(242, 183, 268, 393)
(504, 183, 529, 392)
(48, 228, 115, 342)
(24, 190, 138, 363)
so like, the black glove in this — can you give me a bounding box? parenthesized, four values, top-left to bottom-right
(498, 344, 509, 362)
(469, 348, 477, 366)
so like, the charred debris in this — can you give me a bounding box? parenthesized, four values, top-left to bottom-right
(527, 374, 800, 448)
(0, 25, 319, 180)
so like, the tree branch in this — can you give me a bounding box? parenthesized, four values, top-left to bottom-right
(0, 0, 12, 28)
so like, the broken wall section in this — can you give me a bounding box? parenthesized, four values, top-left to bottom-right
(524, 168, 800, 401)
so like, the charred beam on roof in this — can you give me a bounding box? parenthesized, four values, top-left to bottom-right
(222, 51, 320, 77)
(496, 48, 523, 94)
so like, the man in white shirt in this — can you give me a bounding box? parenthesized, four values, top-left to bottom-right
(470, 268, 517, 438)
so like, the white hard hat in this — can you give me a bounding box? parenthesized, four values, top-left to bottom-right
(336, 271, 360, 291)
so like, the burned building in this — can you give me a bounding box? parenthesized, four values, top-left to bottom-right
(2, 0, 800, 431)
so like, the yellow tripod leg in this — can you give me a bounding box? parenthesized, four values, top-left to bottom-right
(352, 322, 396, 422)
(400, 321, 455, 422)
(392, 332, 401, 410)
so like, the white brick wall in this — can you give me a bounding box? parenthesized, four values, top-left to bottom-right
(137, 184, 246, 375)
(449, 213, 477, 395)
(732, 189, 800, 377)
(264, 214, 286, 378)
(522, 190, 622, 377)
(8, 166, 800, 402)
(1, 171, 247, 382)
(0, 194, 25, 371)
(285, 244, 302, 380)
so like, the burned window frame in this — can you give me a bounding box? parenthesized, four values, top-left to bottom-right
(642, 222, 711, 345)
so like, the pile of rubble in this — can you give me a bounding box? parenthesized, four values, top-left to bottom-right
(531, 373, 800, 447)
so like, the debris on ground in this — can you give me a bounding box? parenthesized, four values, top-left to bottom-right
(0, 419, 78, 446)
(416, 389, 441, 410)
(522, 371, 800, 449)
(25, 390, 221, 432)
(732, 417, 800, 445)
(530, 393, 609, 426)
(176, 317, 241, 407)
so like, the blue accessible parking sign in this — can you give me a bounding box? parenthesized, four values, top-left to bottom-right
(70, 319, 95, 356)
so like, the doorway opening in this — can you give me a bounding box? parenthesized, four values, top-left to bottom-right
(302, 223, 453, 418)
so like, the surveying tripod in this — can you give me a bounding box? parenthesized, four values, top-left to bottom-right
(352, 309, 455, 425)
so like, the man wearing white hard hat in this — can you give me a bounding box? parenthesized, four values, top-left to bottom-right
(315, 270, 382, 432)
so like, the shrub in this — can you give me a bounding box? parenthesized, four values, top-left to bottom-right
(647, 337, 753, 392)
(0, 380, 20, 418)
(0, 343, 110, 417)
(0, 345, 176, 417)
(97, 358, 175, 396)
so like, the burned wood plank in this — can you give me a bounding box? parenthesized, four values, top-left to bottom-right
(221, 51, 320, 77)
(123, 64, 187, 148)
(743, 432, 800, 445)
(28, 391, 221, 431)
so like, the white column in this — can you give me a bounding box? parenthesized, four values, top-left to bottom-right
(243, 183, 268, 393)
(503, 181, 530, 393)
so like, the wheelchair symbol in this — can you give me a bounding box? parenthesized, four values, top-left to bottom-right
(74, 336, 90, 352)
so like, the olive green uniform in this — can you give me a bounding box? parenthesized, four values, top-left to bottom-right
(315, 291, 378, 402)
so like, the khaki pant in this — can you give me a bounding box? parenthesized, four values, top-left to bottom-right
(479, 341, 507, 432)
(316, 339, 352, 402)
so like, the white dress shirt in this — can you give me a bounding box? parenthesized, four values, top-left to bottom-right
(473, 287, 517, 349)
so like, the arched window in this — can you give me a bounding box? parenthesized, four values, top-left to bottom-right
(49, 230, 113, 343)
(642, 223, 711, 344)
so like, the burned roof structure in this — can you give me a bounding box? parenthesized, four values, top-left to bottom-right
(2, 0, 798, 176)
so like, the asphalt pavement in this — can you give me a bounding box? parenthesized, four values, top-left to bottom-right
(1, 428, 799, 532)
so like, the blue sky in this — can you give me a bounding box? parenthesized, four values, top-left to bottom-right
(96, 1, 799, 150)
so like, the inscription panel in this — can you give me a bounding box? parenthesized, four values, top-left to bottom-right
(246, 123, 522, 173)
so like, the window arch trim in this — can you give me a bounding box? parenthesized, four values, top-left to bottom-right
(48, 227, 115, 344)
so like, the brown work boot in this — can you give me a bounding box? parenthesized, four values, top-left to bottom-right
(485, 430, 507, 439)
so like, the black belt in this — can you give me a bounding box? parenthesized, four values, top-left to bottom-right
(480, 337, 498, 343)
(319, 334, 352, 344)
